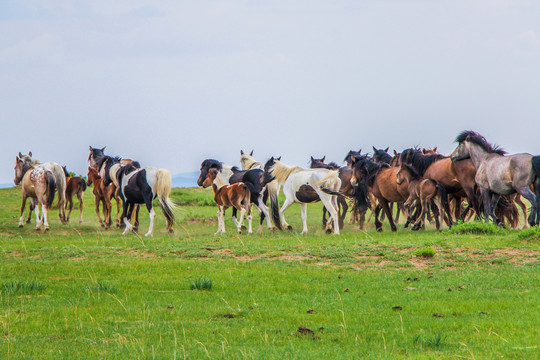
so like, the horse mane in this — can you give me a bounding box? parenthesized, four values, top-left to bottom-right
(355, 158, 388, 187)
(401, 163, 423, 180)
(400, 148, 446, 175)
(213, 169, 230, 189)
(270, 160, 301, 183)
(373, 149, 393, 164)
(201, 159, 223, 171)
(455, 130, 507, 155)
(240, 154, 261, 170)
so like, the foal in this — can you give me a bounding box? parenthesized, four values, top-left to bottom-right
(62, 166, 87, 224)
(87, 167, 119, 229)
(396, 163, 448, 231)
(14, 157, 56, 231)
(203, 168, 252, 234)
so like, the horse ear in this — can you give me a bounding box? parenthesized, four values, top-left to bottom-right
(311, 156, 314, 161)
(250, 150, 253, 156)
(19, 152, 23, 158)
(240, 150, 244, 155)
(394, 150, 398, 156)
(358, 149, 362, 153)
(422, 149, 426, 154)
(28, 151, 32, 157)
(434, 147, 437, 152)
(89, 146, 93, 152)
(277, 156, 281, 161)
(384, 147, 389, 152)
(372, 146, 377, 152)
(101, 147, 106, 152)
(322, 156, 325, 162)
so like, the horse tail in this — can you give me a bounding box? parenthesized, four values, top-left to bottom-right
(353, 183, 370, 212)
(532, 156, 540, 181)
(79, 177, 87, 192)
(155, 169, 176, 226)
(265, 179, 282, 230)
(46, 171, 56, 208)
(435, 183, 449, 216)
(316, 169, 341, 194)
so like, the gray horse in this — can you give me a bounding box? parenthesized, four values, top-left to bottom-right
(450, 131, 540, 226)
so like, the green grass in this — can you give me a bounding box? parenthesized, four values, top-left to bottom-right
(0, 186, 539, 359)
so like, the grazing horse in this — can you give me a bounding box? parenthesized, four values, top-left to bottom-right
(396, 163, 448, 231)
(116, 164, 175, 236)
(87, 167, 120, 229)
(199, 158, 278, 231)
(18, 152, 67, 224)
(14, 157, 56, 231)
(350, 156, 409, 232)
(264, 157, 341, 235)
(62, 166, 86, 224)
(203, 168, 252, 234)
(450, 130, 540, 226)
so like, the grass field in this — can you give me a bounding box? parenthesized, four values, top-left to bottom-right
(0, 186, 539, 359)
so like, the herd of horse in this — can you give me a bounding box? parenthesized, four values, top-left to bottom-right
(12, 130, 540, 235)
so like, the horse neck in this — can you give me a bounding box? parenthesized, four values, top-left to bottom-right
(272, 162, 300, 183)
(213, 172, 229, 189)
(19, 162, 34, 179)
(241, 157, 261, 170)
(220, 165, 234, 180)
(467, 142, 492, 168)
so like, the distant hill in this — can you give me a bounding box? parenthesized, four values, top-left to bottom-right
(1, 172, 200, 189)
(171, 171, 199, 188)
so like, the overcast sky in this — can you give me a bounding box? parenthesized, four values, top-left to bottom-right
(2, 1, 540, 184)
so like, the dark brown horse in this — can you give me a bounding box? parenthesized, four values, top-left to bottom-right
(62, 166, 87, 224)
(350, 156, 409, 232)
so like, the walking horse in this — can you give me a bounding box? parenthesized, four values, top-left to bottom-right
(14, 157, 56, 231)
(62, 166, 87, 224)
(203, 168, 252, 234)
(87, 167, 121, 229)
(198, 157, 278, 232)
(18, 152, 67, 224)
(264, 157, 342, 235)
(451, 130, 540, 226)
(115, 164, 175, 236)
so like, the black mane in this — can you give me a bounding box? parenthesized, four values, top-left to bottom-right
(372, 148, 393, 164)
(455, 130, 507, 155)
(400, 148, 446, 175)
(401, 163, 423, 180)
(353, 157, 389, 187)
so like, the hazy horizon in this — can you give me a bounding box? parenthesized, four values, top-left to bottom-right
(2, 1, 540, 185)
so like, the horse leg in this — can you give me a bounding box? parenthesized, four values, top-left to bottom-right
(380, 200, 397, 232)
(66, 195, 73, 223)
(95, 197, 104, 227)
(279, 197, 295, 231)
(513, 194, 529, 229)
(42, 202, 50, 231)
(115, 197, 121, 227)
(122, 202, 135, 235)
(237, 207, 246, 234)
(256, 193, 272, 231)
(247, 204, 253, 234)
(133, 204, 140, 232)
(300, 203, 308, 235)
(338, 196, 347, 230)
(412, 198, 428, 231)
(144, 203, 156, 237)
(77, 192, 83, 224)
(374, 204, 383, 231)
(320, 194, 340, 235)
(34, 200, 42, 230)
(321, 206, 328, 229)
(516, 187, 537, 227)
(19, 193, 28, 227)
(26, 198, 36, 224)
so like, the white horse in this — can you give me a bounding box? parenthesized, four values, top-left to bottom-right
(264, 157, 342, 235)
(19, 152, 67, 224)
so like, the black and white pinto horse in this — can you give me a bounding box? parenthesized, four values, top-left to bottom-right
(114, 164, 175, 236)
(198, 158, 280, 232)
(264, 157, 342, 235)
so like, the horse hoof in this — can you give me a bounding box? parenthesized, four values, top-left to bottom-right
(18, 224, 24, 228)
(287, 225, 293, 231)
(44, 227, 50, 232)
(376, 228, 382, 232)
(411, 226, 419, 231)
(168, 229, 174, 235)
(100, 224, 105, 228)
(35, 228, 41, 232)
(325, 228, 332, 234)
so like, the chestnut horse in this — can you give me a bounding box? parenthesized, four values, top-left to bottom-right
(350, 156, 409, 232)
(14, 157, 56, 231)
(62, 166, 87, 224)
(203, 168, 252, 234)
(87, 167, 120, 229)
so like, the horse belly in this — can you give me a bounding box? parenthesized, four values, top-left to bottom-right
(295, 184, 320, 203)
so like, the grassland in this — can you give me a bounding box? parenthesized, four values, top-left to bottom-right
(0, 186, 539, 359)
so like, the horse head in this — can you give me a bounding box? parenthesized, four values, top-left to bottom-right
(198, 159, 222, 187)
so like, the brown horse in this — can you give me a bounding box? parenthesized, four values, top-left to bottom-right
(14, 157, 56, 231)
(87, 167, 120, 229)
(62, 166, 86, 224)
(396, 163, 448, 231)
(203, 168, 252, 234)
(350, 156, 409, 231)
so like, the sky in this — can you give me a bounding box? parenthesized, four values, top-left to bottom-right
(1, 0, 540, 184)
